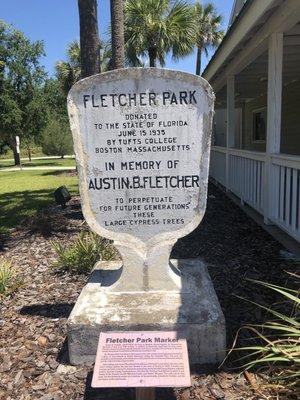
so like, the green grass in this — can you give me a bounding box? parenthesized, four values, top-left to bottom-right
(0, 157, 76, 169)
(0, 170, 78, 229)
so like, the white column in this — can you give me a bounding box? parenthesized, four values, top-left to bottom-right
(226, 75, 235, 191)
(264, 32, 283, 224)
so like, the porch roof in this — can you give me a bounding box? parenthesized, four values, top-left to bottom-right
(203, 0, 254, 78)
(203, 0, 300, 93)
(215, 25, 300, 108)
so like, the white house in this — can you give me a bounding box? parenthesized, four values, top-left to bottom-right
(203, 0, 300, 243)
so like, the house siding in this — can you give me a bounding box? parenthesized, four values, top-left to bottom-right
(241, 81, 300, 155)
(243, 95, 267, 152)
(281, 80, 300, 155)
(213, 108, 243, 147)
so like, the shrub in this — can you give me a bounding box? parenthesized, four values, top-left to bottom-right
(42, 116, 73, 158)
(229, 275, 300, 395)
(52, 231, 117, 274)
(0, 140, 9, 156)
(0, 228, 9, 254)
(0, 259, 22, 297)
(0, 226, 9, 236)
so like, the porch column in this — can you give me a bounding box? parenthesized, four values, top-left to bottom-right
(264, 32, 283, 224)
(226, 75, 235, 191)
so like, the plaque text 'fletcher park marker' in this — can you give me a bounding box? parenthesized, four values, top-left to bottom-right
(68, 68, 214, 293)
(92, 331, 190, 388)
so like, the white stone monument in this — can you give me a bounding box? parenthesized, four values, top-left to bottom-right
(67, 68, 225, 365)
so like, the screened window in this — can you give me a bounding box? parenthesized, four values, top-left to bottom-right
(253, 108, 267, 142)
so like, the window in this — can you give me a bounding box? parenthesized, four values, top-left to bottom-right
(253, 108, 267, 142)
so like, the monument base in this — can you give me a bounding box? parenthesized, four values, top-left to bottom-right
(67, 259, 226, 366)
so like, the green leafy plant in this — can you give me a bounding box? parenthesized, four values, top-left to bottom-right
(52, 231, 117, 274)
(227, 275, 300, 395)
(41, 117, 73, 158)
(0, 225, 9, 236)
(0, 259, 22, 297)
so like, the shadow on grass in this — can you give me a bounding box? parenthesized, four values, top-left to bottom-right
(0, 188, 57, 229)
(42, 170, 77, 176)
(0, 163, 15, 169)
(0, 169, 78, 231)
(21, 162, 66, 167)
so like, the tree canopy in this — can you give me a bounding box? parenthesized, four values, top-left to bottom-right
(56, 41, 81, 97)
(194, 1, 224, 75)
(42, 117, 73, 158)
(124, 0, 196, 67)
(0, 20, 47, 164)
(56, 40, 111, 96)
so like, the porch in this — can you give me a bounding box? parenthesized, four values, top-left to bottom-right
(204, 0, 300, 243)
(210, 148, 300, 242)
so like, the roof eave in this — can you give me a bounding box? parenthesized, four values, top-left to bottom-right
(203, 0, 277, 82)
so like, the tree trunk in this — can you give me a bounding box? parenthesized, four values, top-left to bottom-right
(8, 137, 20, 166)
(78, 0, 101, 78)
(110, 0, 125, 69)
(12, 144, 21, 165)
(27, 146, 32, 162)
(196, 46, 202, 76)
(148, 48, 157, 67)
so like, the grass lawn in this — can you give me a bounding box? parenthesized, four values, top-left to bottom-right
(0, 170, 78, 230)
(0, 157, 76, 169)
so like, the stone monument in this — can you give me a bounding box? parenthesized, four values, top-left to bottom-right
(67, 68, 225, 366)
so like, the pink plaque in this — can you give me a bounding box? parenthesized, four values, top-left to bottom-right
(91, 331, 191, 388)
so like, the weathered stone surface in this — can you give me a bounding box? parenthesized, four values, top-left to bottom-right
(67, 69, 225, 369)
(68, 259, 225, 366)
(68, 68, 215, 292)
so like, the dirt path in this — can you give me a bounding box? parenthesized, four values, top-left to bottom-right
(1, 166, 76, 172)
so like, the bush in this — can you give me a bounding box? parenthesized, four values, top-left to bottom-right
(0, 140, 9, 156)
(0, 228, 9, 252)
(42, 117, 73, 158)
(0, 259, 22, 297)
(230, 275, 300, 395)
(52, 231, 117, 274)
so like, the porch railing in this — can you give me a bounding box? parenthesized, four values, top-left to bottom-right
(210, 146, 226, 186)
(210, 147, 300, 242)
(228, 149, 265, 213)
(271, 155, 300, 241)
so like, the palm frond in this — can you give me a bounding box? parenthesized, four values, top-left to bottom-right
(124, 0, 196, 66)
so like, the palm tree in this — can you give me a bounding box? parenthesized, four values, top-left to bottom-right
(78, 0, 101, 77)
(110, 0, 125, 69)
(56, 41, 111, 95)
(194, 1, 224, 76)
(124, 0, 196, 68)
(56, 41, 81, 96)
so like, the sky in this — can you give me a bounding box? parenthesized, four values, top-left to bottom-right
(0, 0, 234, 77)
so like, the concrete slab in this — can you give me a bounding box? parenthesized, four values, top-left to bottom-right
(67, 259, 226, 366)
